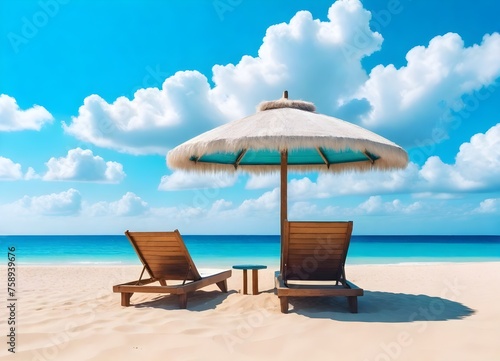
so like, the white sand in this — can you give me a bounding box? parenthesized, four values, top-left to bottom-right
(2, 262, 500, 360)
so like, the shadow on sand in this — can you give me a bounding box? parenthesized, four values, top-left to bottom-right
(133, 290, 237, 312)
(130, 288, 474, 323)
(286, 290, 475, 322)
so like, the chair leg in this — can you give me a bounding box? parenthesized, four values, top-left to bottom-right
(279, 296, 289, 314)
(216, 280, 228, 293)
(121, 292, 133, 307)
(178, 293, 188, 309)
(348, 296, 358, 313)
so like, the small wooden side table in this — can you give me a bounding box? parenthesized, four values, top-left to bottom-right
(232, 264, 267, 295)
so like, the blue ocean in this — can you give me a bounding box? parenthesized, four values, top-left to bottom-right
(1, 235, 500, 267)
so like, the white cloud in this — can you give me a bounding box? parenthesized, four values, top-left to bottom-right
(289, 201, 319, 219)
(150, 205, 205, 220)
(0, 158, 41, 180)
(346, 32, 500, 145)
(158, 170, 237, 190)
(63, 71, 226, 155)
(418, 156, 478, 192)
(43, 148, 125, 183)
(454, 123, 500, 187)
(473, 198, 500, 214)
(210, 199, 233, 213)
(0, 94, 53, 131)
(358, 195, 382, 213)
(419, 123, 500, 192)
(61, 0, 500, 166)
(88, 192, 149, 216)
(288, 177, 320, 200)
(63, 0, 382, 155)
(245, 173, 279, 189)
(14, 188, 82, 216)
(358, 195, 422, 215)
(0, 157, 23, 180)
(238, 188, 279, 215)
(210, 0, 382, 119)
(109, 192, 149, 216)
(24, 167, 40, 180)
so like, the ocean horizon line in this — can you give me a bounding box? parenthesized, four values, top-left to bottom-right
(3, 234, 500, 266)
(10, 260, 500, 267)
(3, 233, 499, 237)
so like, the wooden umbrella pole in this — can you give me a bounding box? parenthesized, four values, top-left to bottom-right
(280, 150, 288, 273)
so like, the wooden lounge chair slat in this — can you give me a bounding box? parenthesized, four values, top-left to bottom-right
(113, 230, 231, 308)
(288, 245, 346, 250)
(135, 236, 179, 240)
(275, 220, 363, 313)
(288, 227, 350, 234)
(141, 253, 186, 259)
(126, 231, 179, 238)
(134, 240, 179, 246)
(289, 224, 350, 230)
(139, 255, 189, 262)
(136, 243, 183, 248)
(289, 232, 348, 239)
(289, 221, 349, 228)
(133, 240, 180, 246)
(289, 221, 348, 226)
(147, 264, 191, 271)
(286, 258, 344, 265)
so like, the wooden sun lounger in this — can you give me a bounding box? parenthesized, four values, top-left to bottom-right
(113, 230, 231, 309)
(275, 220, 363, 313)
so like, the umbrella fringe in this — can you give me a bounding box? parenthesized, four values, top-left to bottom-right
(167, 149, 408, 174)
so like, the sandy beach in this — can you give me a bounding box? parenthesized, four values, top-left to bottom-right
(2, 262, 500, 361)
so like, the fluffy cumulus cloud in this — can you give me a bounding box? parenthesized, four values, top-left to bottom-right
(346, 32, 500, 145)
(210, 0, 382, 119)
(0, 157, 40, 180)
(209, 199, 233, 213)
(63, 0, 382, 155)
(358, 196, 422, 215)
(63, 71, 227, 155)
(0, 157, 23, 180)
(88, 192, 149, 216)
(0, 94, 53, 131)
(419, 123, 500, 192)
(15, 188, 82, 216)
(63, 0, 500, 156)
(245, 173, 280, 189)
(238, 188, 279, 215)
(473, 198, 500, 214)
(108, 192, 149, 216)
(289, 201, 319, 219)
(24, 167, 40, 180)
(43, 148, 125, 183)
(158, 170, 237, 190)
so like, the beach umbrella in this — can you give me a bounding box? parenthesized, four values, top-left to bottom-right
(167, 91, 408, 261)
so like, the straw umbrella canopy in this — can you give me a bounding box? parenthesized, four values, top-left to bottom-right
(167, 91, 408, 237)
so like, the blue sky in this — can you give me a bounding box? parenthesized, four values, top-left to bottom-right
(1, 0, 499, 235)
